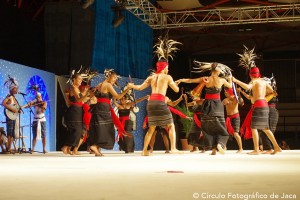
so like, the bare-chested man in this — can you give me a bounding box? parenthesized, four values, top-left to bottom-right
(232, 67, 281, 155)
(222, 88, 243, 153)
(127, 60, 180, 156)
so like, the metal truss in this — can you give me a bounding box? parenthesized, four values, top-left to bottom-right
(126, 2, 300, 29)
(126, 0, 162, 27)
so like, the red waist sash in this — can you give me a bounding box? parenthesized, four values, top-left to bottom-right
(119, 116, 130, 130)
(149, 94, 165, 102)
(97, 98, 131, 139)
(240, 99, 267, 139)
(226, 113, 239, 135)
(205, 94, 220, 100)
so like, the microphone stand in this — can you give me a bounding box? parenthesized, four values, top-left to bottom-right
(13, 94, 25, 154)
(18, 93, 33, 154)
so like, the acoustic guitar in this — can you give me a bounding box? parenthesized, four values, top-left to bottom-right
(4, 104, 26, 120)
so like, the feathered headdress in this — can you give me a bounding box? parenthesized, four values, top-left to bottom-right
(237, 45, 257, 70)
(104, 69, 121, 87)
(192, 61, 232, 77)
(237, 45, 261, 78)
(66, 66, 99, 85)
(80, 68, 99, 84)
(263, 73, 277, 91)
(153, 36, 182, 73)
(120, 86, 134, 102)
(4, 75, 18, 91)
(66, 67, 83, 85)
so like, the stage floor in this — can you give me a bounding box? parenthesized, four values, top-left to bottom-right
(1, 150, 300, 200)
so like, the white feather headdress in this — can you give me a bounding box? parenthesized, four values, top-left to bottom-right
(4, 75, 18, 90)
(192, 61, 232, 76)
(237, 45, 258, 71)
(153, 37, 182, 62)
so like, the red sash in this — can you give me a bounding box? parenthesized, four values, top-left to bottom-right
(205, 94, 220, 100)
(97, 98, 131, 139)
(194, 112, 201, 128)
(70, 102, 91, 141)
(143, 116, 148, 129)
(240, 100, 267, 139)
(149, 93, 165, 102)
(226, 113, 239, 135)
(82, 103, 91, 132)
(168, 106, 187, 119)
(119, 116, 129, 130)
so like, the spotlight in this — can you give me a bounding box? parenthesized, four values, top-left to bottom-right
(111, 0, 127, 28)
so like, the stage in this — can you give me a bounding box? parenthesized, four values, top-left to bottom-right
(1, 150, 299, 200)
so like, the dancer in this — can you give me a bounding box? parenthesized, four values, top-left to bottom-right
(88, 69, 131, 156)
(114, 91, 148, 153)
(145, 94, 188, 153)
(186, 81, 206, 153)
(233, 46, 281, 155)
(186, 97, 207, 153)
(176, 62, 232, 155)
(223, 87, 243, 153)
(61, 72, 91, 155)
(258, 76, 279, 154)
(127, 37, 182, 156)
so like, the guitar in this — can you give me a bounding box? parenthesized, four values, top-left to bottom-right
(4, 104, 26, 120)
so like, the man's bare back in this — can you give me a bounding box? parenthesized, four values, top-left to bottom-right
(251, 78, 273, 102)
(147, 73, 178, 95)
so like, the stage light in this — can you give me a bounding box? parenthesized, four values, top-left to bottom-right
(111, 0, 127, 28)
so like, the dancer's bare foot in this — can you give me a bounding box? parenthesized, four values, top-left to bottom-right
(72, 150, 80, 155)
(170, 149, 184, 154)
(271, 147, 282, 155)
(262, 149, 273, 154)
(236, 149, 243, 154)
(200, 149, 206, 153)
(217, 144, 225, 155)
(190, 146, 199, 152)
(211, 149, 216, 155)
(141, 150, 150, 156)
(148, 146, 154, 153)
(247, 150, 260, 155)
(165, 150, 170, 153)
(43, 150, 48, 154)
(61, 146, 68, 155)
(90, 145, 102, 156)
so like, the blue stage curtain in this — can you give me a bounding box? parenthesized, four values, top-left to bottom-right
(92, 0, 153, 79)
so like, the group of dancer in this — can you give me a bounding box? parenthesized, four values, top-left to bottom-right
(0, 37, 282, 156)
(59, 37, 281, 156)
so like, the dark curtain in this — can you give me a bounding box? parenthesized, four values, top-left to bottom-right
(44, 2, 95, 75)
(92, 0, 153, 79)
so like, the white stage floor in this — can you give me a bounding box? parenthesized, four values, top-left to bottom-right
(1, 150, 300, 200)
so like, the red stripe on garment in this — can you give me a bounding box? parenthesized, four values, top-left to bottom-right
(205, 94, 220, 100)
(149, 94, 165, 102)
